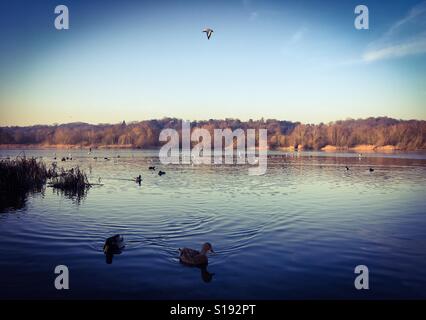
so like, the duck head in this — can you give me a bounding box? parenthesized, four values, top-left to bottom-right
(103, 234, 124, 254)
(200, 242, 214, 255)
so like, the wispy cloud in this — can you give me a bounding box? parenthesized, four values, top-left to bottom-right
(363, 35, 426, 62)
(363, 1, 426, 62)
(385, 1, 426, 37)
(279, 27, 308, 57)
(291, 28, 306, 43)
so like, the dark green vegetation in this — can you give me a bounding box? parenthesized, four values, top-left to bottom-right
(50, 166, 90, 192)
(0, 157, 49, 193)
(0, 158, 91, 211)
(49, 167, 91, 203)
(1, 117, 425, 150)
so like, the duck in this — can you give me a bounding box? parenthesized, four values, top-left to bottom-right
(179, 243, 214, 266)
(135, 175, 142, 184)
(103, 234, 125, 254)
(369, 167, 374, 172)
(158, 170, 166, 176)
(149, 166, 156, 171)
(345, 166, 350, 171)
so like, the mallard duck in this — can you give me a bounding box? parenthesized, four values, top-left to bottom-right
(179, 243, 214, 266)
(158, 170, 166, 176)
(103, 234, 125, 254)
(149, 166, 155, 171)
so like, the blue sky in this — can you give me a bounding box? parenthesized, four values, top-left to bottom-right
(0, 0, 425, 125)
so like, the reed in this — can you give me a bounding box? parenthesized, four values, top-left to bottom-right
(0, 157, 48, 192)
(0, 157, 91, 194)
(49, 167, 91, 192)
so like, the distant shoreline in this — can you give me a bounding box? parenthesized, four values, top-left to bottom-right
(1, 143, 424, 152)
(1, 117, 425, 151)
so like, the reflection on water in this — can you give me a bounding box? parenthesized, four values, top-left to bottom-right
(0, 149, 426, 299)
(105, 250, 122, 265)
(51, 185, 90, 205)
(0, 186, 45, 213)
(200, 266, 215, 283)
(0, 190, 32, 212)
(0, 180, 90, 211)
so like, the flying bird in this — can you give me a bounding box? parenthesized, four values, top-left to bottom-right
(203, 28, 213, 40)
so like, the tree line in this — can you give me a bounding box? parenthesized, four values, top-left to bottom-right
(0, 117, 425, 150)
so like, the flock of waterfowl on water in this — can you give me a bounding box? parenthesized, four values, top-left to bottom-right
(52, 153, 217, 270)
(8, 150, 376, 277)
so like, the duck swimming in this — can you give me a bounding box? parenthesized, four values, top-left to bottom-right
(135, 175, 142, 184)
(158, 170, 166, 176)
(369, 167, 374, 172)
(179, 243, 214, 266)
(103, 234, 125, 254)
(149, 166, 155, 171)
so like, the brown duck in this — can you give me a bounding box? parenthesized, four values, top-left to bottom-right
(179, 243, 214, 266)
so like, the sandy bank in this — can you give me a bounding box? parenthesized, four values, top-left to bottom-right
(321, 144, 400, 152)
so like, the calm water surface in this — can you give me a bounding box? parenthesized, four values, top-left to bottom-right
(0, 149, 425, 299)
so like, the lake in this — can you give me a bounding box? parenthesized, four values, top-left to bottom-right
(0, 149, 425, 299)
